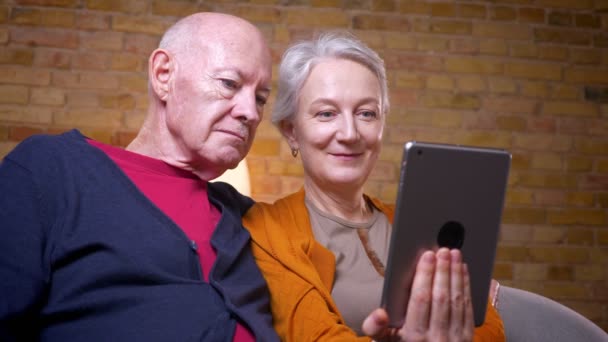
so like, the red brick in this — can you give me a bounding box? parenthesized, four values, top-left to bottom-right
(491, 6, 516, 21)
(10, 27, 79, 49)
(538, 46, 568, 61)
(570, 49, 602, 64)
(567, 227, 595, 245)
(81, 71, 120, 89)
(521, 81, 549, 98)
(510, 42, 536, 58)
(111, 131, 137, 147)
(565, 156, 593, 172)
(85, 0, 147, 13)
(459, 4, 486, 18)
(548, 11, 573, 26)
(119, 74, 147, 92)
(370, 0, 396, 12)
(31, 87, 65, 106)
(151, 0, 203, 18)
(33, 49, 71, 69)
(529, 117, 556, 133)
(449, 38, 478, 54)
(110, 53, 142, 71)
(574, 138, 608, 155)
(312, 0, 344, 7)
(580, 175, 608, 191)
(543, 101, 599, 117)
(15, 0, 79, 6)
(0, 66, 51, 86)
(124, 33, 160, 56)
(8, 126, 44, 141)
(444, 57, 503, 74)
(398, 0, 430, 15)
(99, 94, 136, 110)
(547, 209, 606, 226)
(455, 130, 511, 148)
(505, 62, 562, 81)
(547, 265, 574, 281)
(353, 14, 409, 31)
(479, 39, 508, 55)
(575, 14, 602, 28)
(514, 264, 548, 281)
(430, 2, 457, 17)
(0, 48, 34, 65)
(0, 27, 7, 44)
(483, 97, 537, 114)
(422, 92, 481, 110)
(496, 245, 529, 262)
(426, 20, 471, 35)
(72, 52, 109, 70)
(535, 28, 592, 45)
(565, 68, 608, 84)
(0, 106, 53, 124)
(518, 7, 545, 23)
(473, 22, 531, 40)
(505, 190, 534, 205)
(285, 9, 349, 28)
(112, 16, 170, 35)
(535, 0, 593, 10)
(0, 85, 29, 104)
(80, 31, 123, 51)
(250, 138, 280, 157)
(383, 32, 415, 50)
(528, 247, 589, 264)
(53, 108, 122, 128)
(75, 12, 110, 30)
(385, 53, 442, 71)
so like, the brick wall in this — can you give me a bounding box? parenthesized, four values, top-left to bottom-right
(1, 0, 607, 331)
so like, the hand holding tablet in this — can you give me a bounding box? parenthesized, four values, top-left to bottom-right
(380, 141, 511, 329)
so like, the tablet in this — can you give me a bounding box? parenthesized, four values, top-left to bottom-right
(380, 141, 510, 328)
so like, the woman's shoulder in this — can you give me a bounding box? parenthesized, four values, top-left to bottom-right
(244, 189, 309, 238)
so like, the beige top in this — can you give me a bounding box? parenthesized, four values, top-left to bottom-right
(305, 196, 392, 335)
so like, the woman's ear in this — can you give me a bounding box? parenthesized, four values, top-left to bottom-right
(279, 120, 299, 150)
(148, 48, 173, 101)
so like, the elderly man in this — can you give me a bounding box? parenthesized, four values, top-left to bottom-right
(0, 13, 278, 341)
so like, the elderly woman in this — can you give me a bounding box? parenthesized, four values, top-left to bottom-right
(243, 32, 504, 341)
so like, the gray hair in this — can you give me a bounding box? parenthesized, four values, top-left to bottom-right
(271, 31, 390, 124)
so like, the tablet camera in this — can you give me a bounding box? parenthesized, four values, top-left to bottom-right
(437, 221, 465, 249)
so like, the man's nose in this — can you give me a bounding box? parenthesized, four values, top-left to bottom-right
(232, 90, 261, 125)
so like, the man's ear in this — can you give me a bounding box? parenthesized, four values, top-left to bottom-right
(149, 48, 172, 101)
(279, 120, 299, 150)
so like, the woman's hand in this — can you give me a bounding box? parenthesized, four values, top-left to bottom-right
(362, 248, 474, 342)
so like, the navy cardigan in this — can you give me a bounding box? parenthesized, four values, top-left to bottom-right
(0, 130, 279, 342)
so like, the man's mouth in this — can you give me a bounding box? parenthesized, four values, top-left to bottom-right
(217, 128, 247, 141)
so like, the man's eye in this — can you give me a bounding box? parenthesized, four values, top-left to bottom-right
(256, 96, 268, 107)
(221, 79, 238, 89)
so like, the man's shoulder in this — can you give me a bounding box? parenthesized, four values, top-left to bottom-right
(3, 129, 84, 165)
(208, 181, 254, 215)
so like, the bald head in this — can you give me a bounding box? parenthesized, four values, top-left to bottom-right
(158, 13, 269, 62)
(130, 12, 272, 180)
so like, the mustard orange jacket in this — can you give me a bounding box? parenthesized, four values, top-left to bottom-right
(243, 188, 505, 341)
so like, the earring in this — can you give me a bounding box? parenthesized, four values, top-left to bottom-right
(291, 147, 299, 158)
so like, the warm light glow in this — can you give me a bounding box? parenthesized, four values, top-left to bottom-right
(212, 159, 251, 196)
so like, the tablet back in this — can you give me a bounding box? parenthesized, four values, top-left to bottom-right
(381, 141, 510, 328)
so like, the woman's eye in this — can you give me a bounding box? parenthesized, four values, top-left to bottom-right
(316, 111, 334, 119)
(359, 110, 377, 119)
